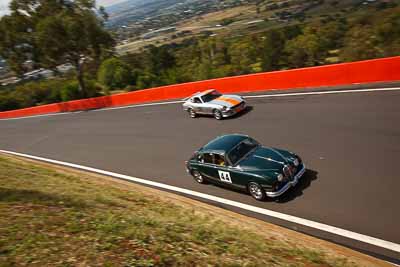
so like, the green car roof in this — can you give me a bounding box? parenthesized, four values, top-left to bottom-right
(200, 134, 248, 153)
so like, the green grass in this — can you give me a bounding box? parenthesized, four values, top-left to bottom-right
(0, 155, 358, 266)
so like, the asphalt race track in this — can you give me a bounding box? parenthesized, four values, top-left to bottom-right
(1, 87, 400, 262)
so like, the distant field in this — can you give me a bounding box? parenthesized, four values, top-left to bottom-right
(179, 5, 257, 29)
(116, 4, 264, 53)
(0, 154, 384, 266)
(115, 0, 392, 54)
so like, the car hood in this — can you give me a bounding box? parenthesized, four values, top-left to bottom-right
(238, 146, 289, 172)
(208, 95, 243, 108)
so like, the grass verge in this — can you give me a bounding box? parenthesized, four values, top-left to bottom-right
(0, 154, 388, 266)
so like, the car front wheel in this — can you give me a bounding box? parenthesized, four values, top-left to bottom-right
(213, 109, 222, 120)
(248, 182, 266, 201)
(188, 108, 197, 118)
(192, 170, 206, 184)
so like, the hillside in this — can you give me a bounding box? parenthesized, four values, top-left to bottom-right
(106, 0, 188, 28)
(112, 0, 398, 51)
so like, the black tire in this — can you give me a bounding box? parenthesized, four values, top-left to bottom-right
(248, 182, 266, 201)
(213, 109, 223, 120)
(188, 108, 197, 118)
(192, 170, 206, 184)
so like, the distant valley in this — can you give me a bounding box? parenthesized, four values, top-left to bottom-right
(106, 0, 192, 27)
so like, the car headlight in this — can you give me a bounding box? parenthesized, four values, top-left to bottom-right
(293, 158, 299, 167)
(277, 174, 284, 182)
(221, 106, 227, 111)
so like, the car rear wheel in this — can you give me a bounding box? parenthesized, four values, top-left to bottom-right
(192, 170, 205, 184)
(248, 182, 266, 201)
(188, 108, 197, 118)
(213, 109, 222, 120)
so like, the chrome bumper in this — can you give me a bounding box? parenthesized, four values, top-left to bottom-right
(222, 102, 246, 117)
(266, 164, 306, 198)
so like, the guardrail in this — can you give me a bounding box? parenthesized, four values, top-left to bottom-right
(1, 56, 400, 119)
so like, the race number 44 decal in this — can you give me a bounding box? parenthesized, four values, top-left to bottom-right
(218, 170, 232, 183)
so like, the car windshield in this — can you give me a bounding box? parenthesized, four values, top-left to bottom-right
(201, 90, 222, 102)
(228, 138, 259, 166)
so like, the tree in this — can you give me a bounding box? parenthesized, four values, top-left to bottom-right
(146, 45, 175, 75)
(97, 58, 132, 91)
(340, 26, 380, 62)
(0, 0, 114, 98)
(318, 20, 347, 48)
(375, 8, 400, 57)
(284, 26, 326, 68)
(261, 29, 286, 71)
(229, 41, 254, 75)
(0, 13, 33, 74)
(136, 72, 157, 89)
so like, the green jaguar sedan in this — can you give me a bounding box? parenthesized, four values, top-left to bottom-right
(185, 134, 306, 200)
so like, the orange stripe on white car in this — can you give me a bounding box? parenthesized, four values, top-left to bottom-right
(216, 97, 241, 106)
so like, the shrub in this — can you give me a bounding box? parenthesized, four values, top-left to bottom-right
(0, 92, 20, 111)
(60, 80, 81, 101)
(60, 79, 102, 101)
(97, 58, 133, 91)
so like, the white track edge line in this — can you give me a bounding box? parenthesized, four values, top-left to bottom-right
(1, 149, 399, 254)
(1, 87, 399, 121)
(243, 87, 400, 98)
(0, 111, 73, 121)
(93, 100, 185, 112)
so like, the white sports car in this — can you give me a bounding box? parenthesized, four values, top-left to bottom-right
(182, 89, 246, 120)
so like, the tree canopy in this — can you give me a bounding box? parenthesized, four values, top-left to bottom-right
(97, 57, 132, 91)
(0, 0, 114, 96)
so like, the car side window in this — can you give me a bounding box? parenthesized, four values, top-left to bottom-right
(197, 153, 203, 162)
(202, 153, 213, 164)
(193, 97, 202, 104)
(214, 154, 226, 167)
